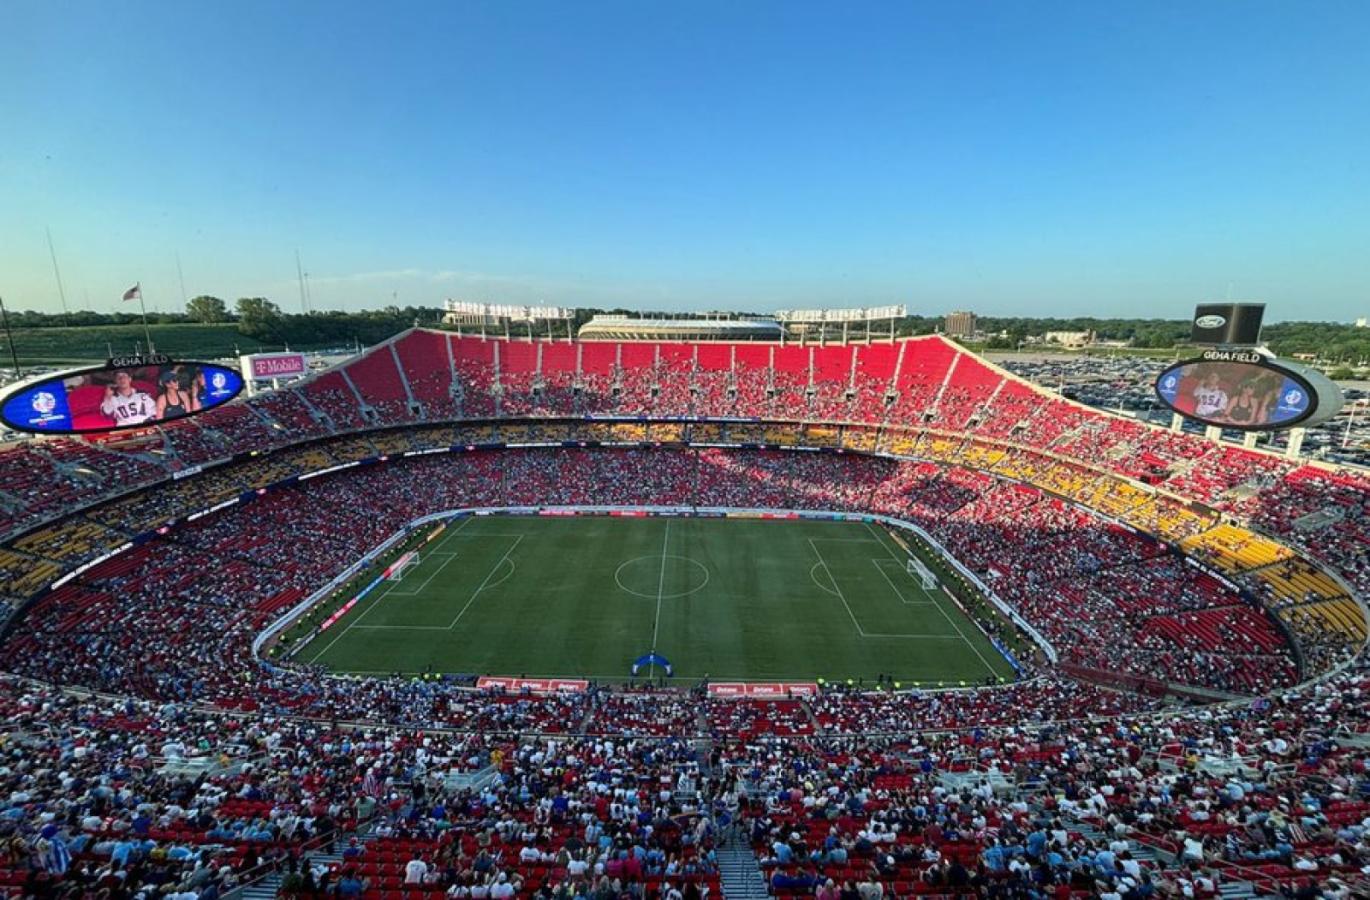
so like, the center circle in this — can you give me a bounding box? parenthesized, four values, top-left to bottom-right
(614, 555, 711, 599)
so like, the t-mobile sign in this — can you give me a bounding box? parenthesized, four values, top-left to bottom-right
(242, 353, 308, 379)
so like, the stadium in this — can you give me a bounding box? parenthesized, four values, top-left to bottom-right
(0, 321, 1366, 898)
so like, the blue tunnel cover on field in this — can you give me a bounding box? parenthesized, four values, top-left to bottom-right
(631, 653, 673, 676)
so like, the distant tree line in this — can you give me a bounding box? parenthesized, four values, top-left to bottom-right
(0, 298, 448, 350)
(945, 317, 1370, 363)
(2, 301, 1369, 363)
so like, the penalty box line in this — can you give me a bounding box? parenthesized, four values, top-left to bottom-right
(863, 521, 1001, 678)
(807, 537, 869, 637)
(338, 530, 525, 634)
(303, 517, 474, 662)
(358, 514, 473, 600)
(871, 557, 939, 605)
(446, 534, 525, 631)
(810, 535, 954, 640)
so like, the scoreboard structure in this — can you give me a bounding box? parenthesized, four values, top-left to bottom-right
(1156, 304, 1343, 458)
(0, 354, 243, 435)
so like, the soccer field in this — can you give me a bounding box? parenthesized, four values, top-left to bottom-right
(301, 515, 1016, 684)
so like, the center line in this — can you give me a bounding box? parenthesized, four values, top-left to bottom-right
(651, 518, 670, 652)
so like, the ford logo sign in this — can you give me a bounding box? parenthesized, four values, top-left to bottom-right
(1195, 314, 1226, 328)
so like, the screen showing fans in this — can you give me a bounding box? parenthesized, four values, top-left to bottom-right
(1154, 359, 1312, 430)
(0, 361, 244, 435)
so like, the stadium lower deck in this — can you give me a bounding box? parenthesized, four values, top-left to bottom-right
(0, 332, 1368, 896)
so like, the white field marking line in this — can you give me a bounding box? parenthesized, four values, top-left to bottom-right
(858, 633, 970, 639)
(436, 514, 477, 543)
(807, 537, 885, 542)
(327, 669, 813, 680)
(383, 514, 490, 598)
(871, 553, 926, 602)
(451, 532, 529, 538)
(446, 535, 525, 630)
(304, 516, 477, 663)
(387, 551, 463, 597)
(863, 521, 1000, 677)
(614, 555, 710, 599)
(351, 624, 451, 630)
(483, 557, 516, 591)
(809, 562, 839, 596)
(307, 554, 413, 662)
(308, 550, 434, 660)
(650, 518, 670, 652)
(360, 517, 473, 600)
(871, 558, 937, 605)
(306, 577, 402, 663)
(805, 536, 882, 545)
(807, 537, 867, 637)
(306, 611, 366, 664)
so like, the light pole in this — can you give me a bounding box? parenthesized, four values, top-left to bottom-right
(0, 295, 21, 377)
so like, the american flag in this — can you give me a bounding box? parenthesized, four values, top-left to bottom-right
(122, 283, 141, 302)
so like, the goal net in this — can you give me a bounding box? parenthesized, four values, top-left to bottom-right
(907, 557, 937, 590)
(387, 551, 420, 582)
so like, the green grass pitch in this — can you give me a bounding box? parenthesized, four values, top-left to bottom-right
(302, 516, 1016, 684)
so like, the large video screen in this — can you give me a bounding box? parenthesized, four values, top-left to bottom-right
(1, 361, 244, 435)
(1154, 359, 1313, 430)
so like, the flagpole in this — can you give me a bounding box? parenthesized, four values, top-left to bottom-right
(136, 283, 155, 354)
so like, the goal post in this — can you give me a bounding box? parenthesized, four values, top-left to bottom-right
(907, 557, 937, 590)
(387, 551, 421, 581)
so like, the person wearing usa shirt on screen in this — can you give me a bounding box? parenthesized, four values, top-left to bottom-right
(99, 370, 156, 427)
(1190, 372, 1230, 420)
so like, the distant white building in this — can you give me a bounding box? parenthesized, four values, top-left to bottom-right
(1042, 330, 1095, 348)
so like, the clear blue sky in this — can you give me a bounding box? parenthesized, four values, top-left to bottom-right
(2, 0, 1368, 320)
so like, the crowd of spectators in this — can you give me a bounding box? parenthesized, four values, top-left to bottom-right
(0, 447, 1338, 721)
(0, 333, 1367, 897)
(0, 653, 1366, 898)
